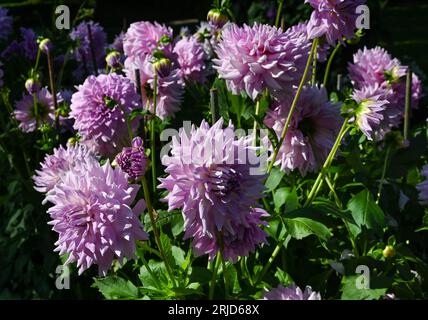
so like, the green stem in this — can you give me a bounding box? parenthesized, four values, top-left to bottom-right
(209, 252, 221, 300)
(151, 74, 158, 194)
(275, 0, 284, 28)
(34, 48, 41, 71)
(311, 42, 318, 86)
(403, 68, 412, 141)
(376, 146, 392, 204)
(267, 38, 318, 174)
(118, 104, 133, 143)
(220, 254, 230, 299)
(252, 98, 261, 147)
(210, 88, 219, 124)
(323, 43, 341, 88)
(304, 119, 350, 207)
(255, 238, 283, 284)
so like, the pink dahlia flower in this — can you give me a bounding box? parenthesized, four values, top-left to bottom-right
(123, 21, 175, 63)
(115, 136, 148, 181)
(0, 8, 12, 41)
(14, 87, 60, 133)
(417, 165, 428, 206)
(124, 55, 184, 120)
(45, 158, 148, 276)
(213, 23, 309, 100)
(173, 36, 207, 83)
(33, 143, 94, 194)
(264, 284, 321, 300)
(306, 0, 366, 45)
(264, 86, 342, 175)
(159, 119, 269, 262)
(70, 73, 141, 157)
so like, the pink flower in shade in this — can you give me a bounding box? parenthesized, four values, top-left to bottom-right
(213, 23, 309, 101)
(124, 55, 184, 120)
(173, 36, 208, 83)
(45, 158, 148, 276)
(263, 284, 321, 300)
(33, 143, 95, 195)
(416, 165, 428, 206)
(264, 86, 342, 175)
(14, 87, 61, 133)
(0, 8, 12, 41)
(159, 119, 269, 262)
(306, 0, 366, 45)
(115, 137, 148, 181)
(123, 21, 175, 63)
(70, 73, 141, 157)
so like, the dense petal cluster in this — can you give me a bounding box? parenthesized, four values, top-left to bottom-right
(306, 0, 366, 45)
(213, 23, 309, 100)
(264, 86, 342, 175)
(159, 119, 269, 262)
(70, 73, 141, 157)
(0, 8, 12, 41)
(123, 21, 175, 63)
(416, 165, 428, 206)
(124, 55, 184, 120)
(14, 87, 58, 132)
(263, 284, 321, 300)
(33, 143, 94, 194)
(173, 36, 207, 83)
(115, 137, 148, 181)
(45, 158, 148, 276)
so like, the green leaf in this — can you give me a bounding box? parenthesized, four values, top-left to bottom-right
(265, 167, 285, 192)
(93, 276, 139, 299)
(416, 213, 428, 232)
(274, 187, 298, 213)
(274, 267, 294, 286)
(284, 217, 332, 241)
(341, 276, 387, 300)
(171, 214, 184, 236)
(171, 246, 185, 269)
(139, 260, 169, 289)
(347, 189, 385, 233)
(160, 233, 175, 269)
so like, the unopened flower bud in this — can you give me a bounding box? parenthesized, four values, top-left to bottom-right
(153, 57, 172, 77)
(25, 78, 41, 94)
(105, 51, 121, 69)
(39, 38, 53, 54)
(207, 9, 229, 29)
(115, 137, 148, 181)
(383, 245, 395, 258)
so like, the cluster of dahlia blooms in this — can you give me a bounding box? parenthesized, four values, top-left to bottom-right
(306, 0, 367, 45)
(1, 28, 38, 61)
(0, 7, 12, 41)
(416, 165, 428, 206)
(37, 150, 147, 276)
(263, 284, 321, 300)
(13, 87, 61, 133)
(348, 47, 422, 140)
(213, 23, 310, 101)
(70, 73, 141, 157)
(159, 119, 269, 262)
(264, 86, 342, 175)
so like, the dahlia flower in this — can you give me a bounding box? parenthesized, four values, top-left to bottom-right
(351, 84, 399, 141)
(45, 158, 148, 276)
(14, 87, 59, 133)
(213, 23, 309, 100)
(173, 36, 207, 83)
(124, 55, 184, 120)
(70, 73, 141, 157)
(264, 86, 342, 175)
(33, 143, 94, 194)
(123, 21, 175, 63)
(0, 8, 12, 41)
(306, 0, 366, 45)
(1, 28, 38, 61)
(263, 284, 321, 300)
(159, 119, 269, 261)
(111, 31, 125, 53)
(115, 137, 148, 181)
(70, 21, 107, 73)
(416, 165, 428, 206)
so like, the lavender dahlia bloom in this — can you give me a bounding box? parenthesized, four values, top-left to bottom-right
(123, 21, 175, 63)
(1, 28, 38, 61)
(263, 284, 321, 300)
(306, 0, 366, 45)
(115, 137, 148, 181)
(159, 119, 269, 262)
(33, 143, 94, 194)
(70, 73, 141, 157)
(416, 165, 428, 206)
(14, 88, 59, 133)
(45, 158, 148, 276)
(213, 23, 308, 100)
(0, 8, 12, 41)
(111, 31, 125, 53)
(124, 55, 184, 120)
(264, 86, 342, 175)
(173, 36, 207, 83)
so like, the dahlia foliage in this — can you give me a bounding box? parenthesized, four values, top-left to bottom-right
(1, 1, 427, 301)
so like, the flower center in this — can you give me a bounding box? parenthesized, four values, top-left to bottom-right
(208, 166, 241, 198)
(298, 117, 316, 138)
(103, 95, 118, 109)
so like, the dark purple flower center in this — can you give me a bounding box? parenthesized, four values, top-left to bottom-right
(298, 116, 316, 138)
(208, 166, 241, 198)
